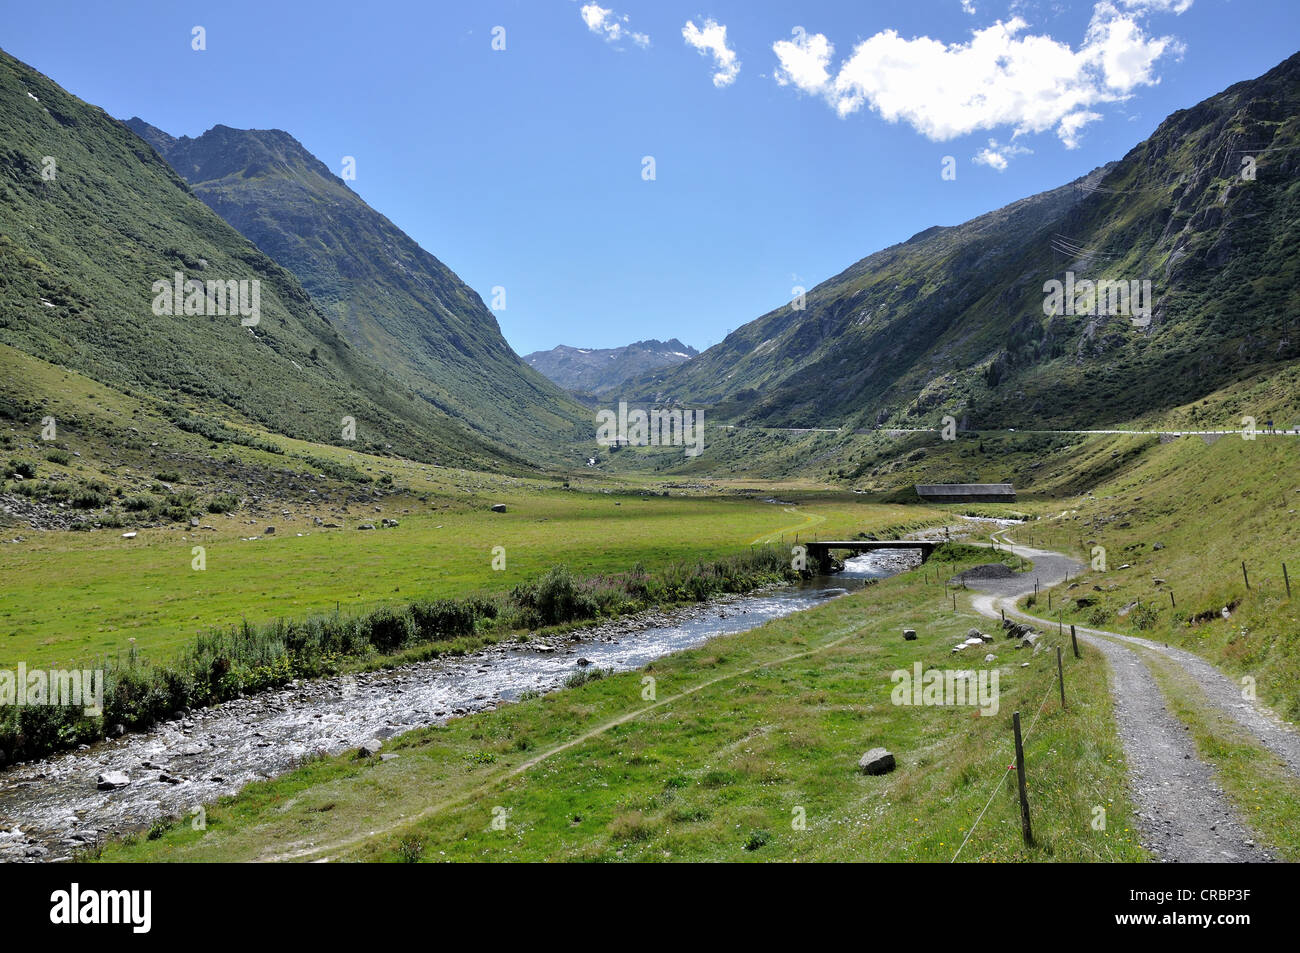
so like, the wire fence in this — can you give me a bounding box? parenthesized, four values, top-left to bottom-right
(949, 669, 1059, 862)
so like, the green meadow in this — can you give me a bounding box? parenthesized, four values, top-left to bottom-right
(100, 547, 1146, 863)
(0, 482, 932, 670)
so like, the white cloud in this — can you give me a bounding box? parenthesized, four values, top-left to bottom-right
(773, 27, 834, 91)
(1086, 4, 1176, 90)
(961, 0, 977, 14)
(1117, 0, 1193, 12)
(1057, 110, 1103, 148)
(580, 3, 649, 49)
(771, 3, 1184, 149)
(973, 137, 1033, 170)
(682, 19, 740, 87)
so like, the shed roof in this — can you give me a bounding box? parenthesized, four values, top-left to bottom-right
(915, 483, 1015, 497)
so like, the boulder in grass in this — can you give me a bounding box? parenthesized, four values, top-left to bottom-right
(491, 503, 507, 513)
(356, 740, 383, 758)
(858, 748, 896, 776)
(903, 628, 918, 641)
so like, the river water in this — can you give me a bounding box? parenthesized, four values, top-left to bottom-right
(0, 550, 915, 861)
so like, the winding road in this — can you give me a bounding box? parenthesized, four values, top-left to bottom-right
(964, 530, 1300, 862)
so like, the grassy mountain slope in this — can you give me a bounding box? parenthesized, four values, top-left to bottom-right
(124, 118, 589, 464)
(0, 48, 520, 470)
(634, 51, 1300, 433)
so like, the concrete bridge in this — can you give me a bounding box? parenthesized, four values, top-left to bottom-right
(804, 539, 939, 564)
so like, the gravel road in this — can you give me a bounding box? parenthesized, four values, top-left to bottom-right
(961, 528, 1283, 862)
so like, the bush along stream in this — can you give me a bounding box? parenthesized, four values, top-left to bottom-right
(0, 546, 919, 861)
(0, 546, 826, 769)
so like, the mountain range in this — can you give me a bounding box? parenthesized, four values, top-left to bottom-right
(0, 48, 532, 471)
(630, 51, 1300, 434)
(122, 118, 588, 465)
(524, 339, 697, 398)
(2, 45, 1298, 487)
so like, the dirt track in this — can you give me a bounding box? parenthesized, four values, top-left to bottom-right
(964, 531, 1285, 863)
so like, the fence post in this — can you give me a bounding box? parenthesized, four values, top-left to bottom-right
(1285, 563, 1291, 598)
(1242, 561, 1250, 590)
(1013, 712, 1034, 847)
(1070, 624, 1080, 659)
(1170, 591, 1176, 609)
(1057, 647, 1067, 711)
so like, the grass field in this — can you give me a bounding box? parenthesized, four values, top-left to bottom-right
(0, 483, 935, 670)
(98, 547, 1146, 863)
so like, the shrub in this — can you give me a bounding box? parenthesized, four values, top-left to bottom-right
(365, 607, 415, 653)
(512, 565, 599, 627)
(70, 486, 110, 508)
(44, 449, 71, 465)
(206, 493, 240, 514)
(1130, 603, 1159, 630)
(6, 458, 36, 479)
(396, 835, 424, 863)
(410, 598, 492, 641)
(564, 666, 610, 689)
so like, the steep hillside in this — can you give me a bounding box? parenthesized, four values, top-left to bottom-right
(124, 119, 589, 463)
(0, 48, 518, 470)
(634, 51, 1300, 433)
(524, 338, 697, 397)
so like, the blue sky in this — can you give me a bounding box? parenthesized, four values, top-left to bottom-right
(3, 1, 1297, 354)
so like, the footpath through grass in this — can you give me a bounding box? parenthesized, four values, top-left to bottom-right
(100, 548, 1145, 863)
